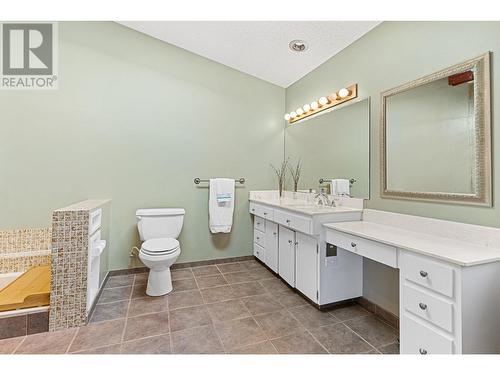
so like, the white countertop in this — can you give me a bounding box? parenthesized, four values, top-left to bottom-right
(324, 220, 500, 267)
(249, 198, 362, 217)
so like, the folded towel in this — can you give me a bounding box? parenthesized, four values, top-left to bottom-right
(329, 180, 337, 196)
(333, 179, 350, 196)
(209, 178, 235, 233)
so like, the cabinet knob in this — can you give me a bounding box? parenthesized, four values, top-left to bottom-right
(419, 270, 428, 278)
(257, 236, 260, 240)
(264, 212, 267, 216)
(419, 348, 428, 355)
(286, 219, 291, 224)
(288, 239, 293, 244)
(273, 232, 277, 235)
(252, 208, 255, 212)
(419, 302, 427, 310)
(350, 242, 357, 248)
(295, 242, 299, 245)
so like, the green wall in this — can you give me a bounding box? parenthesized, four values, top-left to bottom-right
(0, 22, 285, 270)
(285, 21, 500, 315)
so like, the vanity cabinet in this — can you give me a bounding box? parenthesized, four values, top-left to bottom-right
(250, 199, 363, 306)
(324, 210, 500, 354)
(278, 226, 296, 287)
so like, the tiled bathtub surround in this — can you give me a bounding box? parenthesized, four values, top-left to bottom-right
(0, 259, 400, 354)
(0, 310, 49, 340)
(0, 228, 51, 273)
(50, 199, 109, 331)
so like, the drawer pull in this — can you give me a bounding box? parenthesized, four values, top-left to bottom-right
(256, 236, 260, 240)
(419, 302, 427, 310)
(419, 348, 428, 355)
(286, 219, 291, 224)
(273, 232, 277, 235)
(264, 212, 268, 216)
(350, 242, 357, 248)
(288, 240, 293, 244)
(252, 208, 255, 212)
(419, 270, 428, 278)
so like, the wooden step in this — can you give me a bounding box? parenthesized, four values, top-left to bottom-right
(0, 266, 50, 312)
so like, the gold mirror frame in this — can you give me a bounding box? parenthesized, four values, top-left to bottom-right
(380, 52, 491, 206)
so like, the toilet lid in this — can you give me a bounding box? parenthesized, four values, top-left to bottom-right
(142, 238, 179, 254)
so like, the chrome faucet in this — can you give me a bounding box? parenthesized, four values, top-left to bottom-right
(315, 188, 335, 206)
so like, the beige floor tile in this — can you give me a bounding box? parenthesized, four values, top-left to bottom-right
(169, 305, 212, 332)
(105, 275, 135, 289)
(98, 286, 132, 304)
(344, 315, 399, 348)
(310, 323, 372, 354)
(171, 268, 194, 281)
(127, 296, 168, 317)
(123, 312, 169, 341)
(216, 262, 246, 274)
(172, 278, 198, 292)
(253, 310, 305, 340)
(271, 331, 327, 354)
(171, 325, 224, 354)
(195, 274, 228, 289)
(379, 341, 400, 354)
(223, 271, 263, 284)
(15, 329, 77, 354)
(273, 290, 309, 308)
(259, 278, 291, 296)
(72, 344, 122, 354)
(288, 304, 339, 329)
(134, 273, 149, 285)
(168, 289, 204, 310)
(214, 317, 266, 350)
(69, 320, 125, 353)
(0, 336, 24, 354)
(241, 294, 283, 315)
(191, 265, 221, 277)
(231, 281, 266, 298)
(206, 299, 250, 322)
(200, 285, 236, 303)
(90, 300, 128, 323)
(229, 340, 278, 354)
(329, 304, 372, 322)
(121, 334, 171, 354)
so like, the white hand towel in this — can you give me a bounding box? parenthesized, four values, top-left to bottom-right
(329, 180, 337, 196)
(334, 179, 350, 196)
(209, 178, 235, 233)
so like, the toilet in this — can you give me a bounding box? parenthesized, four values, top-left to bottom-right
(136, 208, 185, 296)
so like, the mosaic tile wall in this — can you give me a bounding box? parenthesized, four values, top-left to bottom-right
(0, 228, 52, 273)
(49, 210, 89, 331)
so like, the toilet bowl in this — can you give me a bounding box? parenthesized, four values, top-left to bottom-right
(136, 208, 185, 297)
(138, 238, 180, 296)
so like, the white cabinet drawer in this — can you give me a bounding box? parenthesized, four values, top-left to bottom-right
(249, 202, 274, 220)
(403, 284, 453, 332)
(274, 209, 312, 235)
(254, 230, 266, 247)
(326, 230, 397, 268)
(254, 216, 266, 233)
(254, 243, 266, 262)
(401, 252, 454, 298)
(401, 313, 453, 354)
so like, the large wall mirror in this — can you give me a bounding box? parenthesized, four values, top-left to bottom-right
(285, 98, 370, 198)
(381, 53, 491, 206)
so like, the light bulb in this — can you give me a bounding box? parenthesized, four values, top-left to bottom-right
(310, 101, 319, 110)
(303, 104, 311, 112)
(290, 111, 297, 119)
(296, 108, 304, 116)
(318, 97, 328, 106)
(284, 113, 291, 121)
(338, 88, 350, 98)
(329, 92, 338, 101)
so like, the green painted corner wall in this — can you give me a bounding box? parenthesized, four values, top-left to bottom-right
(285, 21, 500, 315)
(0, 22, 285, 270)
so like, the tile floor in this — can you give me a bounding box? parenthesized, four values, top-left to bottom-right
(0, 259, 399, 354)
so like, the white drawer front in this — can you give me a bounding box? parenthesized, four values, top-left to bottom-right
(402, 252, 454, 298)
(254, 230, 266, 247)
(249, 202, 274, 220)
(401, 313, 453, 354)
(326, 230, 397, 268)
(254, 243, 265, 262)
(254, 216, 266, 233)
(403, 284, 453, 332)
(274, 209, 312, 235)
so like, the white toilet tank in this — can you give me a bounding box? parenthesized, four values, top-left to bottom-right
(136, 208, 185, 241)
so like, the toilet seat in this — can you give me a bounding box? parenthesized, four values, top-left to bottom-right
(141, 238, 179, 256)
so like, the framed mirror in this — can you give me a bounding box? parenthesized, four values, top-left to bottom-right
(381, 53, 491, 206)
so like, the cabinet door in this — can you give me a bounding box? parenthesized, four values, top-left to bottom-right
(295, 232, 318, 302)
(265, 221, 279, 273)
(278, 226, 295, 287)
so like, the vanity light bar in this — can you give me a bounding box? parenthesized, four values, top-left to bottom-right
(284, 84, 358, 124)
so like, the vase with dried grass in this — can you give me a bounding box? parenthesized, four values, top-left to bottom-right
(288, 158, 302, 193)
(270, 158, 288, 198)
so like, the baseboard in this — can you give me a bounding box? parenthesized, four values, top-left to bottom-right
(108, 255, 255, 276)
(357, 297, 399, 330)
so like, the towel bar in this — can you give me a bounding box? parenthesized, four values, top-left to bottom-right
(194, 178, 245, 185)
(319, 178, 356, 185)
